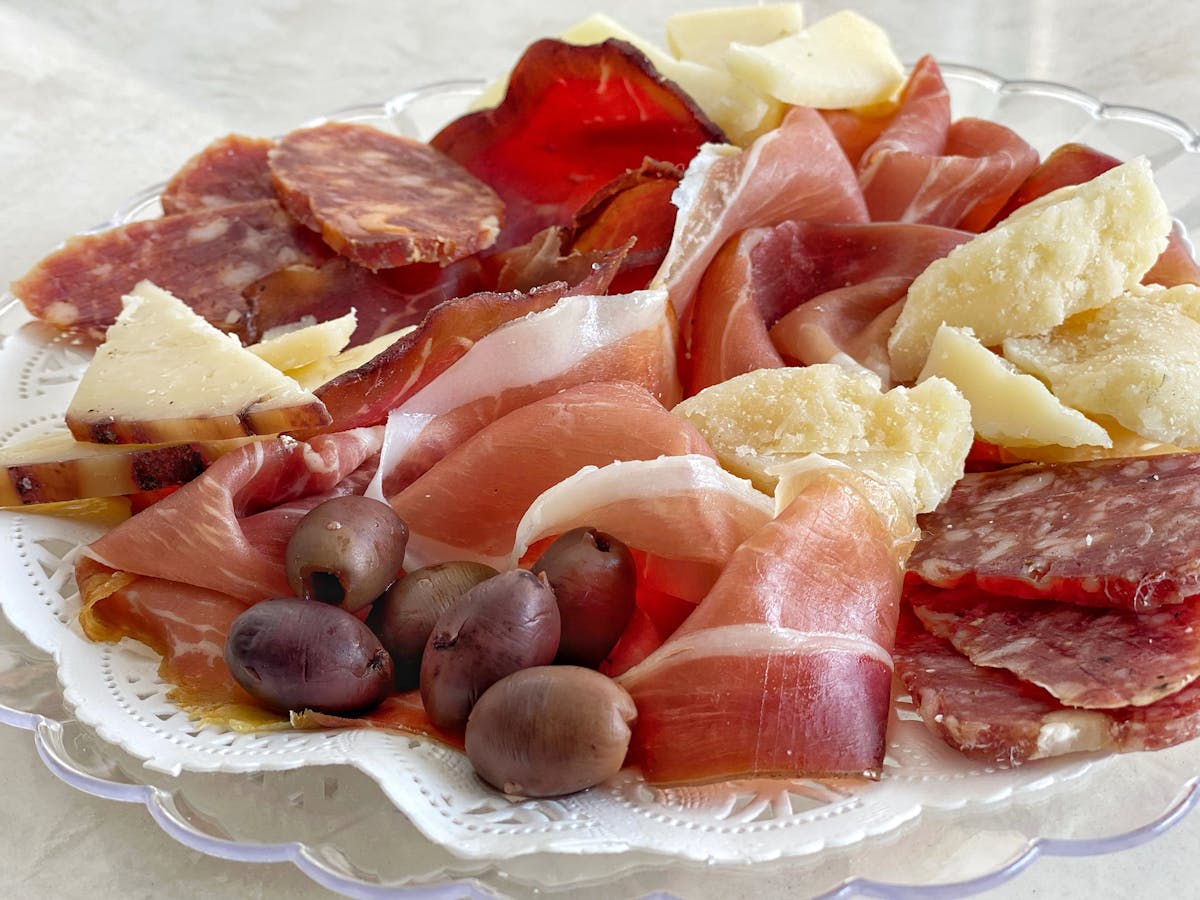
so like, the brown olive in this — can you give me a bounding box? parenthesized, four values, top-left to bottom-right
(285, 495, 409, 612)
(465, 666, 636, 797)
(224, 598, 394, 714)
(366, 560, 498, 690)
(420, 568, 560, 732)
(531, 527, 637, 668)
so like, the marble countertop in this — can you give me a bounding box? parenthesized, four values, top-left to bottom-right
(2, 1, 1198, 897)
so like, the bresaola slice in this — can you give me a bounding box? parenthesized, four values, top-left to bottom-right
(431, 38, 724, 250)
(269, 122, 504, 270)
(907, 453, 1200, 611)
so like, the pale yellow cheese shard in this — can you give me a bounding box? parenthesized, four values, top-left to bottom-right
(918, 324, 1112, 449)
(665, 3, 805, 68)
(1002, 284, 1200, 447)
(287, 325, 416, 390)
(247, 311, 356, 371)
(66, 281, 330, 444)
(672, 364, 972, 513)
(723, 10, 905, 109)
(888, 157, 1172, 382)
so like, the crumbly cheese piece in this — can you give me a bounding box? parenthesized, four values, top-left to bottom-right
(672, 364, 972, 512)
(1002, 285, 1200, 447)
(287, 325, 415, 390)
(887, 157, 1172, 382)
(247, 311, 356, 371)
(723, 10, 905, 109)
(665, 3, 805, 68)
(918, 324, 1112, 449)
(66, 281, 330, 444)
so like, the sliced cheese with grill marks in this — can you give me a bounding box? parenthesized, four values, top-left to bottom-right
(66, 281, 331, 444)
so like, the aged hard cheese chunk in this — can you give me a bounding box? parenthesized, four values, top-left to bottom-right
(723, 10, 905, 109)
(1003, 284, 1200, 447)
(0, 428, 255, 507)
(664, 3, 805, 67)
(285, 325, 416, 391)
(247, 311, 357, 371)
(918, 324, 1112, 449)
(66, 281, 331, 444)
(888, 157, 1172, 382)
(672, 364, 972, 512)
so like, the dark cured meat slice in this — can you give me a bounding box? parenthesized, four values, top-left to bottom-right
(907, 583, 1200, 708)
(269, 122, 504, 270)
(488, 228, 635, 294)
(894, 608, 1200, 764)
(12, 199, 330, 342)
(430, 38, 723, 250)
(160, 134, 276, 215)
(907, 453, 1200, 611)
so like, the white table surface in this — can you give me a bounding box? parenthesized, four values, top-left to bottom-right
(2, 0, 1198, 897)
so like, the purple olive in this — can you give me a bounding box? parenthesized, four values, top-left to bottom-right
(225, 598, 393, 714)
(420, 568, 560, 732)
(465, 666, 637, 797)
(285, 495, 408, 611)
(531, 527, 637, 668)
(366, 560, 498, 690)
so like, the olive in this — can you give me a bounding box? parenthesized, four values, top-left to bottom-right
(224, 598, 394, 714)
(366, 560, 498, 690)
(420, 568, 560, 732)
(465, 666, 637, 797)
(531, 527, 637, 668)
(285, 495, 409, 612)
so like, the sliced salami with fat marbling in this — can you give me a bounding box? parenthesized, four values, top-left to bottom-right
(160, 134, 276, 215)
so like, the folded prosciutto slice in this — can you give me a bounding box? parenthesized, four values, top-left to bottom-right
(389, 381, 715, 570)
(895, 608, 1200, 764)
(907, 453, 1200, 610)
(618, 466, 912, 784)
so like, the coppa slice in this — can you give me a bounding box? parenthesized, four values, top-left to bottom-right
(907, 452, 1200, 610)
(66, 281, 331, 444)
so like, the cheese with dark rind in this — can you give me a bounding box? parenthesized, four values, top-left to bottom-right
(65, 281, 331, 444)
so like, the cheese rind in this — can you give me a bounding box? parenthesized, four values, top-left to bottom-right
(1002, 285, 1200, 447)
(918, 324, 1112, 449)
(66, 281, 331, 444)
(887, 158, 1172, 382)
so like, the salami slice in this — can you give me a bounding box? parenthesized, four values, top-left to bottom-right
(908, 583, 1200, 708)
(907, 453, 1200, 611)
(160, 134, 276, 215)
(12, 199, 330, 341)
(894, 608, 1200, 765)
(268, 122, 504, 270)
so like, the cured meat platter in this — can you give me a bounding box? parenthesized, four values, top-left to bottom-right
(3, 60, 1200, 897)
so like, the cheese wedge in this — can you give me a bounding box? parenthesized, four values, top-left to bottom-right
(723, 10, 905, 109)
(888, 157, 1171, 382)
(0, 428, 255, 507)
(918, 324, 1112, 449)
(665, 3, 805, 68)
(66, 281, 331, 444)
(247, 311, 356, 371)
(288, 325, 415, 390)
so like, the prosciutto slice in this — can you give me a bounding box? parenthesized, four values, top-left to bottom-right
(895, 608, 1200, 764)
(388, 381, 715, 570)
(652, 106, 869, 322)
(618, 467, 911, 784)
(907, 453, 1200, 611)
(908, 584, 1200, 708)
(368, 290, 681, 496)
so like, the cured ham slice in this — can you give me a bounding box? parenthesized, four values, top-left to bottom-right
(688, 220, 969, 390)
(160, 134, 276, 215)
(431, 38, 723, 249)
(908, 583, 1200, 708)
(511, 454, 773, 603)
(907, 453, 1200, 611)
(619, 467, 911, 784)
(895, 608, 1200, 764)
(76, 427, 383, 605)
(388, 381, 715, 570)
(652, 106, 869, 322)
(368, 290, 681, 496)
(12, 199, 330, 342)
